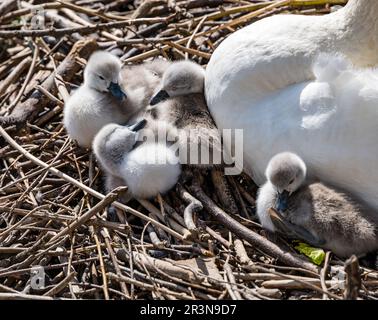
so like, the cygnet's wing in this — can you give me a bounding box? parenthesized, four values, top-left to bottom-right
(174, 94, 223, 167)
(268, 208, 326, 246)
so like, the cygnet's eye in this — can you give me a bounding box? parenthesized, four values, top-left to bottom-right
(98, 75, 105, 80)
(288, 178, 295, 185)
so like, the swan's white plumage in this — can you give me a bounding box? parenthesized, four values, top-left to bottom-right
(206, 1, 378, 210)
(252, 55, 378, 208)
(121, 143, 181, 199)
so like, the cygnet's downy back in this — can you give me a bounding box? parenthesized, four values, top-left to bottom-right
(121, 59, 172, 123)
(93, 119, 181, 199)
(148, 60, 223, 168)
(257, 152, 378, 258)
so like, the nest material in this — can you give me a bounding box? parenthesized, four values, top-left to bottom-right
(0, 0, 377, 300)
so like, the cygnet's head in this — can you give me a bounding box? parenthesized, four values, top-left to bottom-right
(84, 51, 126, 100)
(92, 119, 147, 175)
(266, 152, 307, 195)
(149, 60, 205, 105)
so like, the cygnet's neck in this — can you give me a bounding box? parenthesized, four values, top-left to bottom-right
(331, 0, 378, 67)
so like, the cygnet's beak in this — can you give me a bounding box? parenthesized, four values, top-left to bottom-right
(150, 90, 170, 105)
(128, 119, 147, 132)
(276, 190, 290, 212)
(109, 82, 127, 100)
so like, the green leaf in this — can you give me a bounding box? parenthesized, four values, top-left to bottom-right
(294, 241, 325, 266)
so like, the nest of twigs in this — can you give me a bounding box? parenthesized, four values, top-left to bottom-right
(0, 0, 377, 300)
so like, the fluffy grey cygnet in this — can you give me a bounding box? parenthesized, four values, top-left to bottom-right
(64, 52, 171, 148)
(92, 120, 181, 199)
(256, 152, 378, 258)
(148, 60, 223, 167)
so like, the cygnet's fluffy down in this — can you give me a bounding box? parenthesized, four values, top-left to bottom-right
(93, 121, 181, 199)
(121, 59, 172, 123)
(121, 142, 181, 199)
(64, 53, 171, 148)
(148, 60, 224, 167)
(257, 152, 378, 258)
(64, 51, 130, 148)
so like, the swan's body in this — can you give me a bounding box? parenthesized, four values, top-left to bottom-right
(206, 8, 378, 209)
(257, 152, 378, 258)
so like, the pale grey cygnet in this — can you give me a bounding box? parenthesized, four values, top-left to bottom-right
(93, 119, 181, 199)
(148, 60, 223, 167)
(64, 51, 129, 148)
(257, 152, 378, 258)
(64, 54, 171, 148)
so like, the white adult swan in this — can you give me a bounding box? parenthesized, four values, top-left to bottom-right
(205, 0, 378, 210)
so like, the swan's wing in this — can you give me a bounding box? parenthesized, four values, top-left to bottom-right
(206, 14, 331, 109)
(299, 81, 337, 130)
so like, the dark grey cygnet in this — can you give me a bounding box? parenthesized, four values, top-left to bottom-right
(257, 152, 378, 258)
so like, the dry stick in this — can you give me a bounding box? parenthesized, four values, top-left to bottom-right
(224, 262, 243, 300)
(101, 228, 130, 298)
(43, 272, 77, 297)
(234, 238, 254, 266)
(211, 169, 238, 215)
(0, 293, 57, 300)
(320, 251, 331, 300)
(185, 15, 207, 60)
(108, 273, 193, 300)
(93, 230, 110, 300)
(344, 255, 361, 300)
(0, 15, 175, 38)
(177, 183, 202, 233)
(0, 283, 19, 294)
(0, 256, 101, 278)
(47, 187, 127, 245)
(0, 57, 31, 97)
(60, 7, 122, 42)
(188, 183, 319, 273)
(138, 199, 189, 239)
(225, 0, 291, 29)
(7, 43, 39, 114)
(0, 126, 184, 241)
(0, 2, 61, 23)
(0, 39, 98, 126)
(0, 205, 48, 240)
(228, 176, 250, 219)
(245, 264, 341, 299)
(0, 0, 17, 17)
(56, 0, 118, 22)
(166, 40, 211, 59)
(123, 0, 290, 63)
